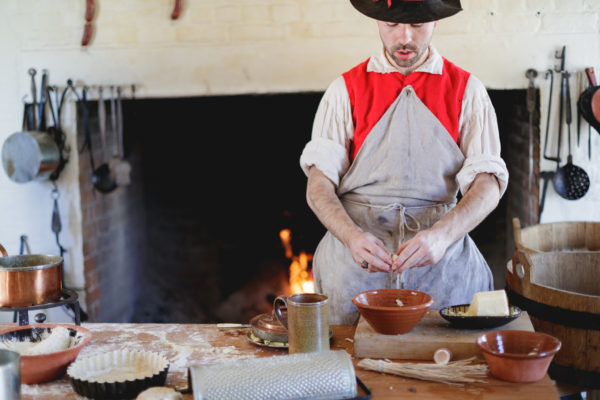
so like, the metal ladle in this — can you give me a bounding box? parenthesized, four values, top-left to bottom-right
(80, 85, 117, 194)
(552, 70, 590, 200)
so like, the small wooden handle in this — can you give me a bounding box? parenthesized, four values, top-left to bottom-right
(512, 249, 533, 287)
(0, 243, 7, 257)
(512, 217, 522, 244)
(171, 0, 182, 20)
(585, 67, 597, 87)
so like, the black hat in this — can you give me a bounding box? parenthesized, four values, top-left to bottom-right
(350, 0, 462, 23)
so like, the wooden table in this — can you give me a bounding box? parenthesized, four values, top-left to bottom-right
(0, 323, 559, 399)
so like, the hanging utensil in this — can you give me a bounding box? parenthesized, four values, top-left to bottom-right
(114, 86, 131, 186)
(589, 124, 592, 161)
(2, 69, 60, 183)
(576, 70, 583, 148)
(92, 86, 117, 192)
(552, 70, 590, 200)
(47, 83, 72, 182)
(538, 70, 558, 220)
(46, 86, 58, 128)
(108, 85, 120, 174)
(51, 184, 67, 257)
(28, 68, 38, 131)
(37, 69, 48, 131)
(542, 69, 560, 164)
(525, 68, 537, 225)
(82, 87, 116, 194)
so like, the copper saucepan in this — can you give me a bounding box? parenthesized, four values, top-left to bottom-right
(0, 243, 63, 307)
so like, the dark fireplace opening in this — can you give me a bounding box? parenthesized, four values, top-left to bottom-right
(78, 89, 536, 323)
(127, 93, 327, 324)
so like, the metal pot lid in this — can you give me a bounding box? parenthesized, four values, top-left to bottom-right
(250, 311, 287, 340)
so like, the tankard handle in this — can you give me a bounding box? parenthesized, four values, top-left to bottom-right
(273, 295, 288, 330)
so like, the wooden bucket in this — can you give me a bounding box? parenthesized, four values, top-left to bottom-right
(506, 250, 600, 388)
(512, 218, 600, 254)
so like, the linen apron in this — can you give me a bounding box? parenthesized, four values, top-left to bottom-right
(312, 83, 494, 325)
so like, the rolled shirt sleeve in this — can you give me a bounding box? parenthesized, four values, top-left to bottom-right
(300, 67, 509, 196)
(456, 75, 509, 196)
(299, 77, 353, 186)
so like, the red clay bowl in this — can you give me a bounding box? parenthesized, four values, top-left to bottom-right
(476, 330, 561, 383)
(0, 323, 92, 384)
(352, 289, 434, 335)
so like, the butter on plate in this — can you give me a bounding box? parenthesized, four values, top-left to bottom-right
(463, 290, 510, 317)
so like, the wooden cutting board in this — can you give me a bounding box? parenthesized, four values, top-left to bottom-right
(353, 310, 534, 360)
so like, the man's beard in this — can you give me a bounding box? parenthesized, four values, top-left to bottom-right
(388, 43, 427, 68)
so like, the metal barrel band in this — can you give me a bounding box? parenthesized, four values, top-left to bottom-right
(506, 287, 600, 331)
(548, 362, 600, 389)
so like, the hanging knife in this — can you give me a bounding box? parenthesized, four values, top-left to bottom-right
(28, 68, 37, 131)
(38, 69, 48, 131)
(577, 70, 582, 147)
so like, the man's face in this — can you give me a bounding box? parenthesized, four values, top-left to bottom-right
(376, 21, 436, 71)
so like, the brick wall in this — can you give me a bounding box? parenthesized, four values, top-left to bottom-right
(469, 90, 539, 289)
(77, 98, 146, 322)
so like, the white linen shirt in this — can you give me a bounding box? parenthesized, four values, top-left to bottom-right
(299, 45, 508, 197)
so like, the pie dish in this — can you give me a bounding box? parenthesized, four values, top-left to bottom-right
(67, 349, 169, 399)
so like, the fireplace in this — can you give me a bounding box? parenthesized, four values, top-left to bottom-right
(76, 89, 538, 324)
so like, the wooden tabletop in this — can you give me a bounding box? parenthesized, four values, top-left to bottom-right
(1, 323, 559, 399)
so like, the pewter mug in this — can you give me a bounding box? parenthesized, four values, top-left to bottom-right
(0, 350, 21, 400)
(273, 293, 330, 354)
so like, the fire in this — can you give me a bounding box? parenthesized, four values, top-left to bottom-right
(280, 229, 315, 294)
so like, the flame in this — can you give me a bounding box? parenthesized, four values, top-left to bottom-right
(280, 229, 314, 294)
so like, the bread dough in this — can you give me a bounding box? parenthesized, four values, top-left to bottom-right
(136, 386, 183, 400)
(1, 326, 72, 355)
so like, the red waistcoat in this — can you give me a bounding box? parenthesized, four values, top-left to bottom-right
(343, 57, 471, 160)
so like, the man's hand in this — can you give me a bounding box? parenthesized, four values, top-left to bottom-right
(347, 230, 393, 272)
(306, 166, 392, 273)
(391, 172, 500, 273)
(391, 228, 451, 273)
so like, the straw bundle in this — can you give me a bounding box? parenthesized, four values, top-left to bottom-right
(357, 357, 488, 386)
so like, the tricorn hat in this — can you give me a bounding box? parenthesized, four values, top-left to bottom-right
(350, 0, 462, 23)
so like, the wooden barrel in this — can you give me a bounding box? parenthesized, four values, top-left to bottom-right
(512, 218, 600, 254)
(506, 250, 600, 388)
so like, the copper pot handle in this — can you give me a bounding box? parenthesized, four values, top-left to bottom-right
(0, 243, 7, 257)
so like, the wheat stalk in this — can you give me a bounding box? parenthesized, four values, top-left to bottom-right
(357, 357, 489, 386)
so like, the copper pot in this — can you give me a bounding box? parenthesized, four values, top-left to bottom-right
(0, 243, 63, 307)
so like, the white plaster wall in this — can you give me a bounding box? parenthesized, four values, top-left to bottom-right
(1, 0, 599, 321)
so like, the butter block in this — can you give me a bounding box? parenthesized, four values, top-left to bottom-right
(464, 290, 510, 317)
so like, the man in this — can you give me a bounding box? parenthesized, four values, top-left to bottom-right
(299, 0, 508, 325)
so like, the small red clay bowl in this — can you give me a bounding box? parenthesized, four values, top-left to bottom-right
(0, 323, 92, 384)
(476, 330, 561, 383)
(352, 289, 434, 335)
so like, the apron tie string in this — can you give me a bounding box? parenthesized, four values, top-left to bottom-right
(379, 203, 421, 290)
(379, 202, 421, 239)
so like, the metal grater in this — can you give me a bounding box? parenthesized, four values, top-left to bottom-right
(188, 350, 357, 400)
